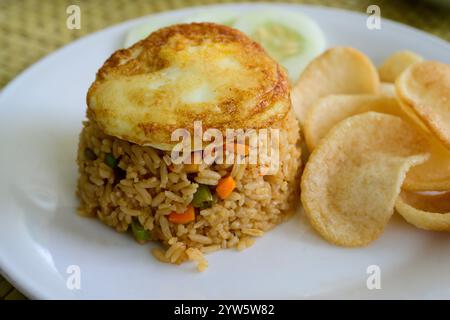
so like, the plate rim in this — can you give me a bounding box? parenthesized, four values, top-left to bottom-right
(0, 2, 449, 300)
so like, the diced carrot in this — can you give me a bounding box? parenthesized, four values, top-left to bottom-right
(168, 205, 195, 224)
(216, 176, 236, 200)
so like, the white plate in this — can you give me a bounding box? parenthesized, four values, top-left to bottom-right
(0, 3, 449, 300)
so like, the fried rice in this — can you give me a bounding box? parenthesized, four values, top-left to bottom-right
(76, 110, 301, 271)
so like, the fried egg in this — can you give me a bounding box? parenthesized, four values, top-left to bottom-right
(87, 23, 290, 149)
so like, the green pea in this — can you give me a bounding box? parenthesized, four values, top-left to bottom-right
(131, 220, 151, 243)
(84, 148, 97, 161)
(104, 153, 118, 168)
(192, 184, 213, 209)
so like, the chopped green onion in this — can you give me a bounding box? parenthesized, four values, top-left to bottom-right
(192, 184, 213, 209)
(84, 148, 97, 161)
(104, 153, 118, 168)
(131, 220, 151, 243)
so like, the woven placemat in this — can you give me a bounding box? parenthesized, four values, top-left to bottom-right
(0, 0, 448, 300)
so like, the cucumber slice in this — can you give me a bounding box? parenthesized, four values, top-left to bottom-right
(233, 9, 326, 83)
(124, 15, 180, 47)
(181, 9, 239, 26)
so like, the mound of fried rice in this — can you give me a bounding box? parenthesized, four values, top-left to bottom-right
(76, 111, 301, 271)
